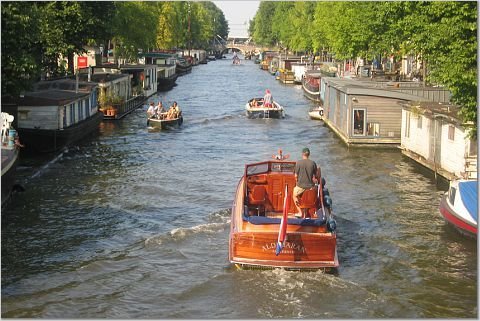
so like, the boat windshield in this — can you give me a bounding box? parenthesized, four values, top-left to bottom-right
(245, 161, 295, 176)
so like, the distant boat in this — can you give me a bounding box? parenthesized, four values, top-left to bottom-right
(308, 106, 324, 120)
(439, 179, 477, 238)
(176, 57, 192, 75)
(245, 98, 285, 119)
(229, 151, 339, 270)
(147, 113, 183, 130)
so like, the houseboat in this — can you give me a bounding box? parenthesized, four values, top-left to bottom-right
(78, 71, 143, 120)
(14, 78, 103, 153)
(319, 77, 454, 147)
(139, 52, 178, 90)
(92, 64, 157, 98)
(245, 98, 285, 119)
(400, 101, 476, 180)
(1, 112, 20, 207)
(229, 152, 338, 270)
(439, 179, 477, 238)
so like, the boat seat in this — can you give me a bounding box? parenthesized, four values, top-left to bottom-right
(298, 187, 318, 217)
(248, 185, 267, 216)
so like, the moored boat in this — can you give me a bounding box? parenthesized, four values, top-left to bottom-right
(302, 70, 321, 102)
(229, 152, 338, 270)
(439, 180, 477, 238)
(1, 112, 21, 207)
(308, 106, 324, 120)
(147, 113, 183, 130)
(245, 98, 285, 119)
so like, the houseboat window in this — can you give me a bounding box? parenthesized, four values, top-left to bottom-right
(405, 112, 410, 138)
(448, 125, 455, 141)
(367, 122, 380, 136)
(79, 100, 84, 120)
(69, 103, 75, 124)
(63, 106, 67, 127)
(91, 90, 97, 110)
(85, 98, 90, 117)
(353, 109, 366, 136)
(448, 187, 456, 205)
(417, 116, 422, 129)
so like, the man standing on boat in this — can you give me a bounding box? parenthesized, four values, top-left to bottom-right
(293, 147, 320, 218)
(263, 89, 273, 108)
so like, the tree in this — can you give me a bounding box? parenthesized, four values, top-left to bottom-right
(38, 1, 115, 75)
(1, 2, 42, 97)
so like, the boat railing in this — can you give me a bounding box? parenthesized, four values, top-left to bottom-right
(117, 95, 146, 115)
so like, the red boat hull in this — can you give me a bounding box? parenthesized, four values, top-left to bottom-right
(439, 196, 477, 238)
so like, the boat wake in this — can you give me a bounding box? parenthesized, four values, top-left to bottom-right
(144, 209, 230, 247)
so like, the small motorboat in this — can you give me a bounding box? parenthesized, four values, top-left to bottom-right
(439, 179, 477, 238)
(229, 151, 338, 270)
(147, 113, 183, 130)
(245, 98, 285, 119)
(308, 106, 324, 120)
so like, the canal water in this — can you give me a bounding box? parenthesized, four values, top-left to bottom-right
(2, 56, 477, 318)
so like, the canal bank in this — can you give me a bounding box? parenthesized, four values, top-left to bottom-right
(1, 56, 476, 318)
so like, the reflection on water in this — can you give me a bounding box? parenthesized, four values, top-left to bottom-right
(1, 56, 476, 318)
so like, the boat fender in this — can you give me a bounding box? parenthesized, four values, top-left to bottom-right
(327, 217, 337, 232)
(324, 195, 332, 208)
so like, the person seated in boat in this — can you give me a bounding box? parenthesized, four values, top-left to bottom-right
(250, 99, 258, 108)
(293, 147, 321, 218)
(147, 102, 155, 118)
(172, 101, 181, 117)
(263, 89, 273, 108)
(166, 106, 176, 120)
(154, 102, 166, 119)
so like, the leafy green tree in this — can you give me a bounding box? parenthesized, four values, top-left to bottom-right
(252, 1, 277, 45)
(1, 2, 42, 97)
(38, 1, 115, 75)
(112, 2, 157, 60)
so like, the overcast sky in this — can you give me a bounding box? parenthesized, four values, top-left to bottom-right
(213, 1, 260, 38)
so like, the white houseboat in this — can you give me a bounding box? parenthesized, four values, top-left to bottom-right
(14, 78, 102, 153)
(400, 101, 477, 180)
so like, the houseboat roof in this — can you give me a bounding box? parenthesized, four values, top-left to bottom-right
(92, 64, 157, 72)
(139, 52, 176, 58)
(33, 78, 97, 92)
(323, 77, 432, 102)
(18, 90, 90, 106)
(402, 101, 462, 124)
(77, 73, 130, 84)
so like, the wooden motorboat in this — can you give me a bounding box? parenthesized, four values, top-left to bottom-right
(245, 98, 285, 119)
(229, 153, 339, 270)
(147, 113, 183, 130)
(308, 106, 324, 120)
(439, 180, 477, 238)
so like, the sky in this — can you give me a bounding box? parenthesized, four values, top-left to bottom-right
(213, 1, 260, 38)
